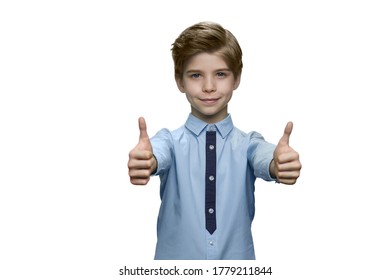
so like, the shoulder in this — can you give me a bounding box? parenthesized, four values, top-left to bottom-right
(151, 125, 186, 142)
(229, 126, 274, 152)
(225, 126, 257, 150)
(248, 130, 266, 142)
(229, 126, 265, 142)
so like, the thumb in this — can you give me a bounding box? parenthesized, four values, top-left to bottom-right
(138, 117, 150, 144)
(278, 121, 293, 146)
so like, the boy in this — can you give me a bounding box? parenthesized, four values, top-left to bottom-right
(128, 22, 301, 260)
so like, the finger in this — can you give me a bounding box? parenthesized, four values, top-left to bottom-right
(128, 168, 152, 179)
(138, 117, 149, 142)
(128, 158, 155, 170)
(275, 150, 300, 164)
(277, 160, 302, 172)
(130, 177, 150, 185)
(276, 178, 297, 185)
(276, 170, 301, 180)
(129, 149, 153, 160)
(278, 121, 293, 146)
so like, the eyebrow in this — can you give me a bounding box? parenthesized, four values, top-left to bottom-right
(185, 68, 232, 74)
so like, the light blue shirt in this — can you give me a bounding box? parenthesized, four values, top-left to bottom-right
(151, 114, 276, 260)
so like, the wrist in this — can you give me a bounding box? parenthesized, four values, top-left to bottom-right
(269, 159, 276, 179)
(151, 154, 158, 175)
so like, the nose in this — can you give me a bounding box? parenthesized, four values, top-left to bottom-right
(202, 76, 216, 93)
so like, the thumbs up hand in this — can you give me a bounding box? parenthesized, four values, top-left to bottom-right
(128, 117, 157, 185)
(270, 122, 302, 185)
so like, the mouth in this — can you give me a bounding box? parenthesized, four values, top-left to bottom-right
(200, 98, 219, 105)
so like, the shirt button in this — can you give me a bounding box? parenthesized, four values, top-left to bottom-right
(208, 125, 216, 131)
(208, 208, 214, 214)
(209, 144, 214, 150)
(209, 175, 214, 181)
(209, 240, 214, 246)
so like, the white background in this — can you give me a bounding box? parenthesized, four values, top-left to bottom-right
(1, 0, 389, 279)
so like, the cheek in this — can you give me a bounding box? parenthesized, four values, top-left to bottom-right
(184, 82, 200, 94)
(218, 81, 236, 94)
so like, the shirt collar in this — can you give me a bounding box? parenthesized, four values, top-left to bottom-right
(185, 113, 234, 138)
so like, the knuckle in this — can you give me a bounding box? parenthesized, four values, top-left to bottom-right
(145, 151, 153, 159)
(142, 169, 152, 177)
(130, 177, 138, 185)
(128, 169, 136, 177)
(129, 149, 137, 158)
(145, 159, 155, 169)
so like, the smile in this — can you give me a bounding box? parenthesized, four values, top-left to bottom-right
(200, 98, 219, 105)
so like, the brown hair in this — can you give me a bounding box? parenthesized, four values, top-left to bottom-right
(171, 22, 243, 79)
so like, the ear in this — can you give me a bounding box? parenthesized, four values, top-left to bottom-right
(175, 75, 186, 93)
(233, 73, 241, 90)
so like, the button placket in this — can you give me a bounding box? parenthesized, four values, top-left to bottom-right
(205, 130, 217, 235)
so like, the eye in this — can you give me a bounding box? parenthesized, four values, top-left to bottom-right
(190, 73, 201, 79)
(216, 72, 226, 77)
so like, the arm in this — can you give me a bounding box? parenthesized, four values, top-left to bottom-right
(248, 132, 276, 181)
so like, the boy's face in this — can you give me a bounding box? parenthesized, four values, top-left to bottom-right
(176, 52, 241, 124)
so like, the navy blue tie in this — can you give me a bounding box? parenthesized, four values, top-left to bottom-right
(205, 129, 216, 234)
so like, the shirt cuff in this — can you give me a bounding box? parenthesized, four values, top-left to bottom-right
(263, 156, 277, 182)
(151, 149, 169, 176)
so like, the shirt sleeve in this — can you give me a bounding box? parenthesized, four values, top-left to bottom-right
(150, 128, 174, 176)
(247, 131, 276, 181)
